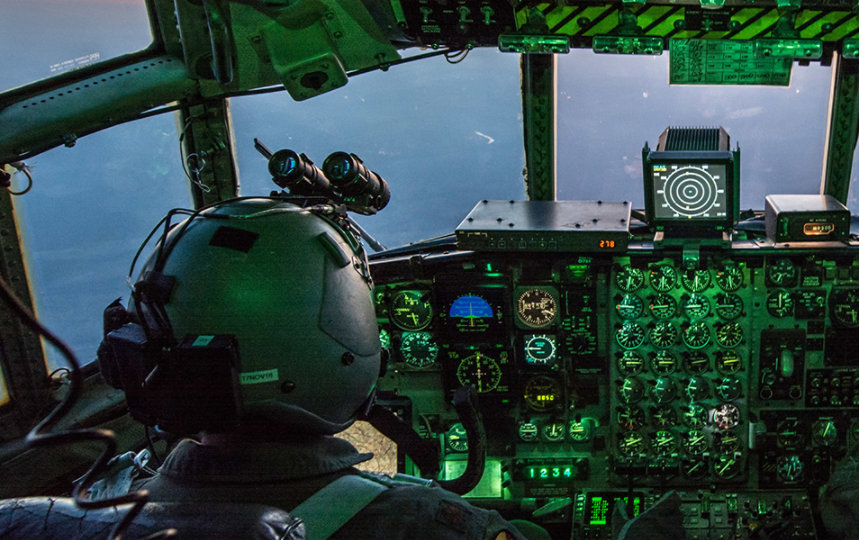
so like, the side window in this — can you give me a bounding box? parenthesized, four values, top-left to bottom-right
(11, 114, 189, 372)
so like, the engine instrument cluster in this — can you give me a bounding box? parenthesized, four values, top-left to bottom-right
(369, 242, 859, 538)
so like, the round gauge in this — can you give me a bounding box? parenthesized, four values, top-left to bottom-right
(684, 351, 710, 374)
(683, 321, 711, 349)
(651, 350, 677, 375)
(712, 403, 741, 430)
(569, 420, 590, 442)
(651, 405, 677, 428)
(682, 403, 708, 428)
(777, 455, 804, 483)
(518, 422, 539, 442)
(767, 258, 797, 287)
(616, 405, 645, 430)
(447, 423, 468, 452)
(715, 263, 743, 291)
(683, 430, 708, 455)
(651, 377, 677, 404)
(714, 293, 743, 320)
(517, 288, 557, 328)
(449, 294, 494, 333)
(681, 268, 711, 292)
(523, 375, 562, 411)
(399, 332, 439, 368)
(713, 429, 741, 454)
(649, 321, 678, 348)
(716, 376, 743, 401)
(542, 421, 566, 442)
(830, 289, 859, 328)
(714, 454, 741, 479)
(649, 293, 677, 320)
(715, 322, 743, 348)
(524, 335, 557, 365)
(615, 293, 644, 320)
(390, 290, 433, 331)
(685, 376, 710, 402)
(616, 265, 645, 292)
(777, 419, 804, 449)
(766, 289, 794, 318)
(653, 430, 679, 455)
(618, 430, 647, 457)
(456, 352, 502, 393)
(379, 328, 391, 350)
(649, 265, 678, 292)
(615, 322, 646, 349)
(618, 377, 645, 403)
(618, 351, 645, 376)
(683, 294, 710, 320)
(715, 350, 742, 374)
(812, 419, 837, 447)
(683, 457, 708, 479)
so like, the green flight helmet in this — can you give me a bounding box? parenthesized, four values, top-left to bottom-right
(141, 197, 380, 434)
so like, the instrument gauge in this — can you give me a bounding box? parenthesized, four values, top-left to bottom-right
(650, 405, 677, 428)
(379, 328, 391, 350)
(777, 455, 804, 483)
(523, 375, 561, 412)
(685, 376, 710, 402)
(683, 294, 710, 320)
(518, 422, 539, 442)
(683, 351, 710, 374)
(399, 332, 439, 368)
(523, 334, 557, 366)
(569, 420, 590, 442)
(517, 288, 557, 328)
(683, 430, 708, 455)
(812, 419, 837, 447)
(716, 376, 743, 401)
(681, 268, 711, 292)
(715, 263, 743, 291)
(616, 405, 645, 430)
(767, 258, 797, 287)
(653, 430, 679, 456)
(651, 350, 677, 375)
(616, 265, 645, 292)
(618, 430, 647, 457)
(449, 294, 495, 333)
(683, 321, 711, 349)
(712, 403, 741, 430)
(651, 377, 677, 404)
(830, 288, 859, 328)
(715, 350, 742, 374)
(714, 293, 743, 320)
(714, 454, 741, 479)
(618, 377, 645, 404)
(777, 419, 804, 449)
(616, 322, 646, 349)
(682, 457, 708, 479)
(766, 289, 794, 318)
(649, 321, 678, 348)
(715, 322, 743, 348)
(713, 429, 741, 454)
(649, 293, 677, 320)
(615, 293, 644, 320)
(682, 403, 708, 428)
(390, 290, 433, 331)
(649, 264, 678, 292)
(447, 423, 468, 453)
(456, 352, 502, 393)
(617, 351, 645, 376)
(542, 421, 566, 442)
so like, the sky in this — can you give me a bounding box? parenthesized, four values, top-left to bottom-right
(0, 2, 857, 386)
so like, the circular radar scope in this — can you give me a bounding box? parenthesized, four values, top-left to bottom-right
(655, 165, 724, 218)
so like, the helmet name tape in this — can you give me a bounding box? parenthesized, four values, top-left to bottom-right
(240, 369, 280, 385)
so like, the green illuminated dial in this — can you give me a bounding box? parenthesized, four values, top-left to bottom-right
(681, 268, 711, 292)
(651, 377, 677, 404)
(569, 420, 590, 441)
(616, 293, 644, 320)
(523, 375, 561, 411)
(649, 264, 678, 292)
(649, 321, 678, 348)
(649, 293, 677, 320)
(379, 328, 391, 350)
(616, 322, 646, 349)
(654, 430, 679, 455)
(518, 422, 539, 442)
(683, 293, 710, 319)
(777, 455, 804, 483)
(714, 293, 743, 320)
(713, 429, 741, 454)
(524, 334, 557, 365)
(715, 350, 742, 374)
(714, 454, 741, 479)
(812, 419, 837, 447)
(651, 350, 677, 375)
(715, 263, 743, 291)
(766, 289, 794, 318)
(456, 352, 501, 393)
(542, 421, 566, 442)
(777, 419, 804, 449)
(684, 351, 710, 374)
(618, 351, 645, 376)
(390, 290, 433, 330)
(716, 376, 742, 401)
(399, 332, 439, 368)
(618, 430, 647, 457)
(618, 377, 645, 403)
(767, 258, 797, 287)
(683, 430, 708, 455)
(682, 403, 708, 428)
(447, 423, 468, 452)
(715, 322, 743, 348)
(683, 321, 710, 349)
(616, 405, 645, 430)
(682, 457, 708, 479)
(616, 265, 645, 292)
(685, 376, 709, 401)
(830, 289, 859, 328)
(651, 405, 677, 428)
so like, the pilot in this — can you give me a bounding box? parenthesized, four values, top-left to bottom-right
(99, 197, 526, 539)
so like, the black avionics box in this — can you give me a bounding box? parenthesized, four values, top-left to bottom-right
(764, 194, 850, 243)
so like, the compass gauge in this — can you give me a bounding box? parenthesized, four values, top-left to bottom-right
(390, 290, 433, 330)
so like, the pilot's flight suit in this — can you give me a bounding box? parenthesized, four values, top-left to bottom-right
(134, 435, 523, 539)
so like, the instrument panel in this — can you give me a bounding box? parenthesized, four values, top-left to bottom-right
(369, 245, 859, 537)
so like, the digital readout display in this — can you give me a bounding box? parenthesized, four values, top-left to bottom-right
(585, 493, 644, 526)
